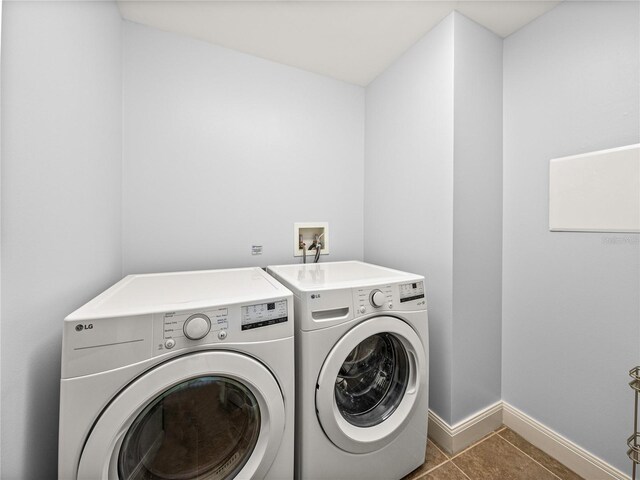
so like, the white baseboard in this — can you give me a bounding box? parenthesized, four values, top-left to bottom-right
(502, 402, 630, 480)
(428, 402, 631, 480)
(428, 401, 503, 455)
(427, 410, 455, 453)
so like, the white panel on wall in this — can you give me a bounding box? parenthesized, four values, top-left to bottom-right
(549, 144, 640, 232)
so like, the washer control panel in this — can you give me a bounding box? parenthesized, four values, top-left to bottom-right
(354, 281, 426, 317)
(354, 285, 393, 316)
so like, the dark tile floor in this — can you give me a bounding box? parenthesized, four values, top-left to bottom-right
(405, 427, 584, 480)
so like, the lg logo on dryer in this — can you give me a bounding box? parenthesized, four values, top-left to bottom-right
(75, 324, 94, 332)
(310, 294, 321, 299)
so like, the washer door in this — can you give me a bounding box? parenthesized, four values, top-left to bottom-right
(315, 317, 426, 454)
(77, 351, 285, 480)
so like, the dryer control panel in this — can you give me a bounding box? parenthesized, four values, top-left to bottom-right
(242, 300, 288, 330)
(153, 298, 291, 355)
(158, 307, 229, 352)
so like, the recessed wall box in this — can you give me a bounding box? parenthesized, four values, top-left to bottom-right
(294, 222, 329, 257)
(549, 144, 640, 233)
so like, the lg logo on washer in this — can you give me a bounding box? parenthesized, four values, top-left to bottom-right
(310, 294, 321, 299)
(75, 324, 94, 332)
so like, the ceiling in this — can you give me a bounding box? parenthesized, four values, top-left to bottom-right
(117, 1, 562, 86)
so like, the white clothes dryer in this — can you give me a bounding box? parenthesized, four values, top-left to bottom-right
(267, 261, 429, 480)
(58, 267, 294, 480)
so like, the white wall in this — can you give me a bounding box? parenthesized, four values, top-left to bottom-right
(365, 12, 502, 425)
(0, 12, 363, 477)
(0, 2, 122, 478)
(1, 1, 636, 476)
(502, 1, 640, 472)
(122, 22, 365, 274)
(451, 13, 503, 423)
(364, 14, 455, 420)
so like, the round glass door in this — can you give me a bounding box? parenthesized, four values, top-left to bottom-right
(315, 316, 426, 454)
(118, 376, 260, 480)
(335, 333, 409, 428)
(77, 351, 286, 480)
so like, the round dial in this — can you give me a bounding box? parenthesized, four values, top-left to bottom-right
(369, 290, 386, 308)
(183, 314, 211, 340)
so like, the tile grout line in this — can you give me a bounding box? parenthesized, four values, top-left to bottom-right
(451, 461, 473, 480)
(449, 431, 499, 461)
(421, 442, 450, 475)
(431, 440, 450, 460)
(414, 460, 451, 479)
(409, 441, 450, 478)
(496, 431, 564, 480)
(422, 458, 449, 475)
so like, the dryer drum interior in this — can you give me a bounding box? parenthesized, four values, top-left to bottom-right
(334, 333, 409, 427)
(118, 376, 261, 480)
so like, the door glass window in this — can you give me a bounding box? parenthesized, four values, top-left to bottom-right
(118, 376, 260, 480)
(334, 333, 409, 427)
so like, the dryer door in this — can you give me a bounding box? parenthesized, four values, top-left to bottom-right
(77, 351, 285, 480)
(315, 316, 426, 454)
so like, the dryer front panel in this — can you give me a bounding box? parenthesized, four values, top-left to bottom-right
(76, 351, 285, 480)
(315, 316, 427, 454)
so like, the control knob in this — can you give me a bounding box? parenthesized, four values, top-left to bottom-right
(184, 314, 211, 340)
(369, 289, 386, 308)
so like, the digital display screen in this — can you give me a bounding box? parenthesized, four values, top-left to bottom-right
(242, 300, 288, 330)
(399, 281, 425, 303)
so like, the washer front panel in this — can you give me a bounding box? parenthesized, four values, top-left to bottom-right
(315, 316, 426, 454)
(77, 351, 286, 480)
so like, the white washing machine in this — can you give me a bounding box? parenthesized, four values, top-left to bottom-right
(267, 261, 429, 480)
(58, 267, 294, 480)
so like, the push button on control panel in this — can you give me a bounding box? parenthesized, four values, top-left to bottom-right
(164, 338, 176, 349)
(218, 330, 227, 341)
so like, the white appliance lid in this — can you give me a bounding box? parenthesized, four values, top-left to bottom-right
(66, 267, 291, 320)
(267, 261, 423, 291)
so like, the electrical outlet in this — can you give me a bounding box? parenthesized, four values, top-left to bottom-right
(294, 222, 329, 257)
